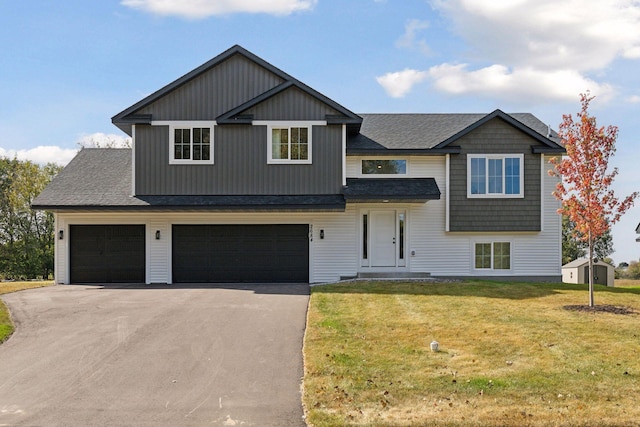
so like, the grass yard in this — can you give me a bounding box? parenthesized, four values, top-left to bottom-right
(303, 280, 640, 427)
(0, 281, 53, 343)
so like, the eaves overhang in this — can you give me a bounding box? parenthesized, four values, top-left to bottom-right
(346, 147, 461, 156)
(342, 178, 441, 203)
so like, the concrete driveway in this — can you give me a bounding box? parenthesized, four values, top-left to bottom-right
(0, 283, 309, 426)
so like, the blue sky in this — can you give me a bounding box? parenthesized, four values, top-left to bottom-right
(1, 0, 638, 264)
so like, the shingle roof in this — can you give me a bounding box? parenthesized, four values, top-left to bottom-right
(342, 178, 440, 202)
(347, 111, 562, 153)
(31, 149, 345, 211)
(32, 148, 145, 209)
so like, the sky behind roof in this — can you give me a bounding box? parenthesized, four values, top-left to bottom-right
(1, 0, 638, 264)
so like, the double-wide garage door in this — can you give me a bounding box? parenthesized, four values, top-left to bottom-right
(172, 224, 309, 283)
(70, 225, 145, 283)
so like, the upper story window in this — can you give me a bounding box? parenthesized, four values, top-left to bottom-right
(272, 127, 309, 162)
(256, 121, 323, 165)
(467, 154, 523, 198)
(166, 122, 215, 165)
(361, 159, 407, 175)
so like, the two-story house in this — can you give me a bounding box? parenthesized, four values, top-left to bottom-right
(33, 45, 565, 284)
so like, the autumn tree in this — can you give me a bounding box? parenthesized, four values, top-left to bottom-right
(550, 93, 638, 307)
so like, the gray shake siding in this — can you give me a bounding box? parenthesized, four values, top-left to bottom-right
(449, 118, 542, 232)
(134, 124, 343, 195)
(133, 54, 284, 120)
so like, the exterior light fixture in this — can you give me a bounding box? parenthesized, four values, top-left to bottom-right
(58, 230, 64, 240)
(155, 230, 161, 240)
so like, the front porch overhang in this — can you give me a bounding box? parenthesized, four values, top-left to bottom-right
(342, 178, 441, 203)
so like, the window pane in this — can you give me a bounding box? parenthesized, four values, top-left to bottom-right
(202, 145, 210, 161)
(182, 146, 190, 159)
(193, 128, 201, 143)
(475, 243, 491, 269)
(399, 213, 405, 260)
(299, 143, 308, 160)
(505, 158, 520, 194)
(470, 158, 486, 194)
(493, 242, 511, 269)
(488, 159, 503, 193)
(362, 214, 368, 260)
(272, 129, 289, 159)
(361, 160, 407, 174)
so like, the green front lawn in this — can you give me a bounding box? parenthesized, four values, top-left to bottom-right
(303, 280, 640, 426)
(0, 281, 53, 343)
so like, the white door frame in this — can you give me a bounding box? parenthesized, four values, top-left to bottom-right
(359, 208, 408, 270)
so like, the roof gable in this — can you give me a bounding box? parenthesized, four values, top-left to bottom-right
(112, 45, 361, 134)
(434, 109, 564, 153)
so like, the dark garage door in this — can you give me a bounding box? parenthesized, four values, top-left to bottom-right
(172, 224, 309, 283)
(70, 225, 145, 283)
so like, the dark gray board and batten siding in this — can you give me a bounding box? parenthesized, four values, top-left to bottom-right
(134, 124, 343, 195)
(449, 118, 542, 232)
(133, 54, 285, 121)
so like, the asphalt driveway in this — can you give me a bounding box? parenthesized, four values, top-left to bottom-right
(0, 283, 309, 426)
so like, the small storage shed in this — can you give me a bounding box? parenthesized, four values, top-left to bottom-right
(562, 258, 615, 287)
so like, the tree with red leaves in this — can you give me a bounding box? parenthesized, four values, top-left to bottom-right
(550, 93, 638, 307)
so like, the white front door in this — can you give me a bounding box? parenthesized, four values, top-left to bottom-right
(370, 211, 396, 267)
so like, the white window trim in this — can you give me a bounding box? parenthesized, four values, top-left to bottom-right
(254, 121, 325, 165)
(152, 121, 216, 165)
(467, 154, 524, 198)
(358, 157, 409, 177)
(473, 240, 512, 271)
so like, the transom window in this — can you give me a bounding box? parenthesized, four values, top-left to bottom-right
(361, 159, 407, 175)
(167, 122, 215, 165)
(475, 242, 511, 270)
(468, 154, 523, 197)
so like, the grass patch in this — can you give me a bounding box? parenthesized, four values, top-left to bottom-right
(0, 281, 53, 343)
(303, 280, 640, 426)
(615, 279, 640, 288)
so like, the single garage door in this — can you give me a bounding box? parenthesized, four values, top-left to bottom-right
(70, 225, 145, 283)
(172, 224, 309, 283)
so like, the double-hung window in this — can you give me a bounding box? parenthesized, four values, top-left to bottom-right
(167, 122, 215, 165)
(260, 122, 318, 164)
(468, 154, 523, 197)
(475, 241, 511, 270)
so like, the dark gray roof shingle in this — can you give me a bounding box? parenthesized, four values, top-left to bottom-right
(348, 112, 561, 152)
(342, 178, 441, 202)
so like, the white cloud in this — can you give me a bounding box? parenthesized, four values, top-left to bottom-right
(121, 0, 317, 18)
(0, 146, 77, 166)
(627, 95, 640, 103)
(427, 63, 614, 102)
(380, 0, 640, 100)
(396, 19, 431, 55)
(376, 69, 429, 98)
(0, 133, 132, 166)
(431, 0, 640, 71)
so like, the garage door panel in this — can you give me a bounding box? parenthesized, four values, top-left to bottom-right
(172, 225, 309, 283)
(70, 225, 145, 283)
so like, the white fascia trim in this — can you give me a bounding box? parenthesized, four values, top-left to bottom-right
(540, 155, 545, 232)
(131, 125, 136, 196)
(342, 124, 347, 186)
(252, 120, 327, 126)
(445, 153, 450, 232)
